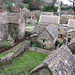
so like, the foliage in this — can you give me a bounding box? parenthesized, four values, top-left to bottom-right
(20, 4, 29, 9)
(23, 0, 32, 4)
(55, 40, 60, 46)
(25, 31, 32, 37)
(1, 42, 9, 49)
(44, 5, 58, 12)
(61, 6, 72, 10)
(59, 42, 63, 47)
(1, 41, 14, 49)
(7, 2, 17, 9)
(0, 51, 48, 75)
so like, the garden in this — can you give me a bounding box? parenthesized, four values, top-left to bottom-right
(0, 51, 48, 75)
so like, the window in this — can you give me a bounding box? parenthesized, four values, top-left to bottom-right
(58, 28, 59, 30)
(68, 34, 71, 36)
(43, 45, 46, 48)
(1, 27, 3, 32)
(64, 29, 66, 31)
(4, 26, 6, 32)
(43, 39, 46, 43)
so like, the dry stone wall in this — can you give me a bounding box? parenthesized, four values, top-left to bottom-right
(0, 41, 30, 66)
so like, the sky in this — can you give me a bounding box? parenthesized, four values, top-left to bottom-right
(57, 0, 73, 6)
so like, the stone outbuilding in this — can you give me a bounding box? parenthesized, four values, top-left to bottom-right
(31, 45, 75, 75)
(30, 24, 58, 49)
(68, 37, 75, 54)
(0, 11, 25, 41)
(39, 15, 59, 25)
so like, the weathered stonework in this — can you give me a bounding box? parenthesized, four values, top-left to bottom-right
(0, 12, 25, 41)
(31, 45, 75, 75)
(0, 41, 30, 66)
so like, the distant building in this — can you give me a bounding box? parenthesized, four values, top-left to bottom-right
(31, 45, 75, 75)
(39, 15, 59, 25)
(44, 0, 53, 5)
(10, 4, 21, 13)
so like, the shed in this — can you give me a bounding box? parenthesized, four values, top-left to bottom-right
(39, 15, 59, 25)
(31, 45, 75, 75)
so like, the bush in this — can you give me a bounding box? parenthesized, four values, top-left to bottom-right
(59, 42, 63, 47)
(1, 42, 9, 49)
(55, 40, 60, 46)
(1, 41, 14, 49)
(61, 6, 72, 10)
(7, 2, 17, 10)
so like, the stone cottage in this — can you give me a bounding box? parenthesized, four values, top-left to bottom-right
(68, 37, 75, 54)
(31, 45, 75, 75)
(39, 15, 59, 25)
(57, 24, 68, 38)
(0, 11, 25, 41)
(67, 19, 75, 42)
(31, 24, 58, 49)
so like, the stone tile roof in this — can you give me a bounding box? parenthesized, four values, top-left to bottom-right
(68, 19, 75, 29)
(0, 12, 9, 25)
(0, 12, 23, 25)
(68, 37, 75, 45)
(67, 29, 75, 33)
(46, 24, 58, 39)
(8, 13, 22, 24)
(39, 15, 59, 24)
(31, 45, 75, 75)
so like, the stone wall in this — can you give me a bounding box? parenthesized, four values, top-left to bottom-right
(0, 41, 30, 66)
(0, 0, 23, 5)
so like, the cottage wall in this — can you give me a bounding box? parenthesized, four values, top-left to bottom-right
(67, 31, 75, 40)
(37, 29, 54, 49)
(32, 68, 52, 75)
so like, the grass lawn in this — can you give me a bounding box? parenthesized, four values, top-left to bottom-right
(0, 40, 28, 57)
(26, 24, 34, 27)
(0, 51, 48, 75)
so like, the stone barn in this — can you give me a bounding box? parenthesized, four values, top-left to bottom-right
(31, 45, 75, 75)
(0, 12, 25, 41)
(68, 37, 75, 54)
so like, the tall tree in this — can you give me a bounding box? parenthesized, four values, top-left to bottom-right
(52, 0, 57, 12)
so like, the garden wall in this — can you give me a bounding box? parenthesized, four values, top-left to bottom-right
(0, 41, 30, 66)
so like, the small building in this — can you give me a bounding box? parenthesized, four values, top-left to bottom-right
(0, 12, 25, 41)
(31, 24, 58, 50)
(58, 24, 68, 38)
(68, 19, 75, 29)
(68, 37, 75, 54)
(39, 15, 59, 25)
(10, 4, 21, 13)
(60, 15, 74, 24)
(44, 0, 53, 5)
(31, 45, 75, 75)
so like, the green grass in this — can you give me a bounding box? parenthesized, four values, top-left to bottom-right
(0, 40, 28, 57)
(0, 51, 48, 75)
(26, 24, 34, 26)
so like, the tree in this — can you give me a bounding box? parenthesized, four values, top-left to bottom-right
(52, 0, 57, 11)
(29, 0, 40, 11)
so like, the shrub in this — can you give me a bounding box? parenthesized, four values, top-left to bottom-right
(59, 42, 63, 47)
(1, 41, 14, 49)
(1, 42, 9, 49)
(55, 40, 60, 46)
(7, 41, 14, 47)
